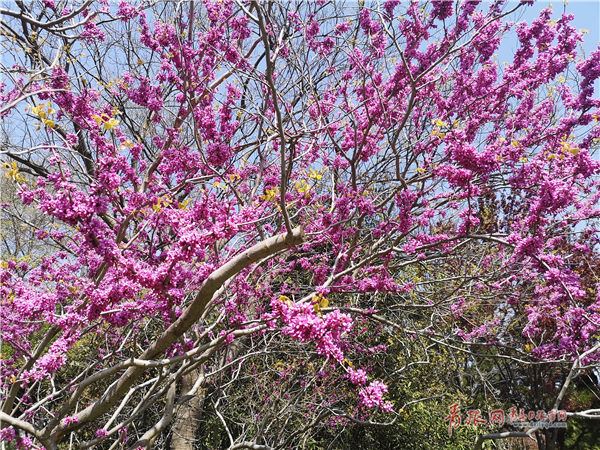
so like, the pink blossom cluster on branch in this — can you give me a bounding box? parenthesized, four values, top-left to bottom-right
(0, 0, 598, 447)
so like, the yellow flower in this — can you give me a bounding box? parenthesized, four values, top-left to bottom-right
(92, 112, 120, 131)
(92, 114, 104, 125)
(3, 161, 24, 182)
(312, 294, 329, 313)
(430, 119, 450, 139)
(30, 103, 55, 125)
(261, 187, 279, 202)
(103, 117, 120, 131)
(295, 179, 311, 194)
(152, 195, 172, 212)
(278, 295, 292, 306)
(308, 168, 323, 180)
(121, 139, 134, 149)
(30, 104, 46, 119)
(560, 140, 579, 155)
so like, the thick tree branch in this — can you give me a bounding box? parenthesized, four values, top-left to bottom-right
(48, 227, 304, 439)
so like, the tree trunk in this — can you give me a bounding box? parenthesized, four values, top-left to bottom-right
(170, 370, 205, 450)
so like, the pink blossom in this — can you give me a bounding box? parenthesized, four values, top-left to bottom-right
(359, 381, 393, 411)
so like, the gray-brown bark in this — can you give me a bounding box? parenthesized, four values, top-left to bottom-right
(170, 370, 206, 450)
(43, 227, 304, 443)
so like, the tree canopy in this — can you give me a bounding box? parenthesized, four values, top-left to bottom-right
(1, 1, 599, 449)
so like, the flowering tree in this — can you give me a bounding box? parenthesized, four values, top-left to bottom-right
(1, 1, 599, 449)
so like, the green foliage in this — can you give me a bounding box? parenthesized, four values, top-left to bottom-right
(564, 418, 600, 450)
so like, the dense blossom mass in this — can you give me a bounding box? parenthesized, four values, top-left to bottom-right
(0, 0, 598, 448)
